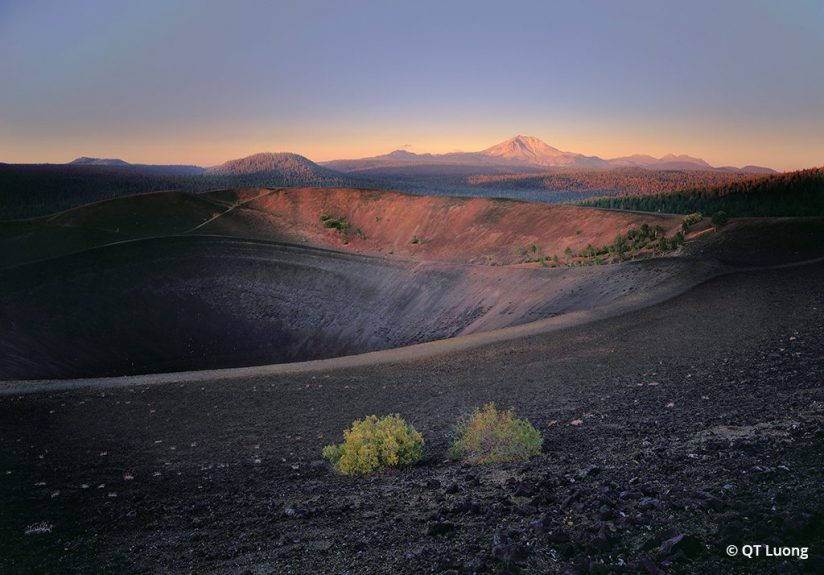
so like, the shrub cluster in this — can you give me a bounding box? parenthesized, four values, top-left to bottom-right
(449, 403, 543, 464)
(322, 414, 424, 476)
(517, 222, 683, 267)
(681, 212, 703, 231)
(320, 214, 350, 242)
(324, 406, 543, 476)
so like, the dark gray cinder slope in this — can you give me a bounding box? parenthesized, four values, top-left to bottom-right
(0, 244, 821, 574)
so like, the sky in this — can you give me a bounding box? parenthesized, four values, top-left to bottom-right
(1, 0, 823, 170)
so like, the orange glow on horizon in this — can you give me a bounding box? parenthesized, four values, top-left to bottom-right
(0, 128, 819, 172)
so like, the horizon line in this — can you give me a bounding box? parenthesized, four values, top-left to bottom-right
(0, 133, 798, 172)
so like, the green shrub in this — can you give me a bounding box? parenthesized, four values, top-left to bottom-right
(711, 210, 728, 227)
(681, 212, 703, 231)
(613, 234, 628, 259)
(449, 403, 543, 464)
(320, 215, 350, 243)
(322, 414, 424, 476)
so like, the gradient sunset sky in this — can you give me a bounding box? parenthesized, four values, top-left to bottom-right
(1, 0, 822, 170)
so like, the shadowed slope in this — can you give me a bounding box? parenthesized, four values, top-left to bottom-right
(0, 235, 713, 380)
(4, 188, 817, 381)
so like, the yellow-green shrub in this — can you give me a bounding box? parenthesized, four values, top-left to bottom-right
(449, 403, 542, 464)
(322, 414, 424, 476)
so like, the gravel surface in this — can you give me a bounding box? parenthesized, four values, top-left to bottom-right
(1, 260, 822, 574)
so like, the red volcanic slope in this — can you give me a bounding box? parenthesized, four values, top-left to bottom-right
(1, 187, 684, 269)
(198, 187, 684, 264)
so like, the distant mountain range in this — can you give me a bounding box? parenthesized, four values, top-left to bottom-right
(0, 138, 801, 220)
(63, 152, 336, 180)
(322, 135, 776, 175)
(63, 135, 776, 178)
(68, 156, 204, 175)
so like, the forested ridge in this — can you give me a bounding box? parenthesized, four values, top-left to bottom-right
(579, 167, 824, 217)
(468, 167, 756, 195)
(3, 163, 822, 221)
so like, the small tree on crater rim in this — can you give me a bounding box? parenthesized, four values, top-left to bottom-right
(711, 210, 729, 228)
